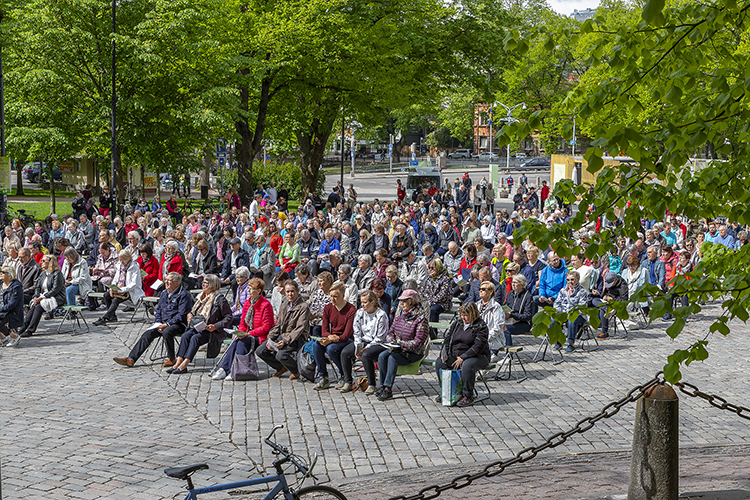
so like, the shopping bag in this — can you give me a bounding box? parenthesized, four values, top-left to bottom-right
(230, 352, 260, 381)
(440, 369, 463, 406)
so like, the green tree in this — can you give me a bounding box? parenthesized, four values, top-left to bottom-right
(503, 0, 750, 382)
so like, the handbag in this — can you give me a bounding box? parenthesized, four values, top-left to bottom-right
(189, 314, 206, 328)
(440, 369, 463, 406)
(230, 351, 260, 381)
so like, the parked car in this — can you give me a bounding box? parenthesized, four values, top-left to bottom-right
(448, 149, 472, 159)
(475, 152, 500, 162)
(28, 164, 62, 183)
(22, 164, 35, 180)
(519, 157, 551, 168)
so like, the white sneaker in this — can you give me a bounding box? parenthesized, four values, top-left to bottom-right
(0, 336, 9, 347)
(211, 368, 226, 380)
(224, 374, 232, 381)
(7, 336, 21, 347)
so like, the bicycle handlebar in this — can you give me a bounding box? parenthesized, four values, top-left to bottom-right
(263, 425, 316, 478)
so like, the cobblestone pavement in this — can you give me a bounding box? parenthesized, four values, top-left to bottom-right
(1, 301, 749, 499)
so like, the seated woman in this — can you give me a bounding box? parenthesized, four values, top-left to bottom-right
(93, 250, 145, 326)
(230, 266, 251, 326)
(376, 289, 429, 401)
(420, 259, 454, 323)
(0, 265, 25, 347)
(250, 234, 276, 290)
(3, 242, 21, 277)
(342, 290, 389, 394)
(18, 255, 65, 337)
(503, 274, 533, 347)
(137, 243, 160, 297)
(370, 278, 391, 317)
(169, 274, 233, 374)
(308, 271, 333, 337)
(476, 281, 505, 360)
(435, 302, 490, 407)
(61, 247, 92, 308)
(158, 240, 183, 289)
(89, 242, 118, 309)
(214, 277, 274, 380)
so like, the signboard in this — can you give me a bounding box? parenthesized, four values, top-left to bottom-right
(216, 152, 227, 159)
(144, 175, 157, 189)
(409, 160, 418, 167)
(60, 161, 74, 173)
(216, 138, 227, 154)
(0, 157, 9, 194)
(218, 158, 226, 166)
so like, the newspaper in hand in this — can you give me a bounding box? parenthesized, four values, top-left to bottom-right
(109, 284, 121, 292)
(502, 305, 512, 313)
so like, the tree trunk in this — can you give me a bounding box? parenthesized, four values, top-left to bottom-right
(15, 158, 24, 195)
(201, 150, 211, 199)
(140, 164, 145, 200)
(45, 157, 55, 214)
(235, 69, 275, 202)
(296, 94, 339, 199)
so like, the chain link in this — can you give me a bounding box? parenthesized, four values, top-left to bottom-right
(674, 381, 750, 421)
(387, 373, 664, 500)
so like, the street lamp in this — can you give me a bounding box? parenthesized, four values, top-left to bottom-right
(496, 102, 526, 171)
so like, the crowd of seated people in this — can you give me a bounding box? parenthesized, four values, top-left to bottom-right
(0, 180, 740, 406)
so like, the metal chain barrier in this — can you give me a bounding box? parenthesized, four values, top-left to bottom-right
(674, 381, 750, 421)
(388, 373, 664, 500)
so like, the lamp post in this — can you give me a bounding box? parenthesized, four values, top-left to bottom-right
(496, 102, 526, 173)
(110, 0, 117, 216)
(0, 10, 5, 159)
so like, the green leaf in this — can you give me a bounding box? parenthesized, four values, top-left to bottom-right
(642, 0, 665, 25)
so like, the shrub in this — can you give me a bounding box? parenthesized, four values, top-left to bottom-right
(221, 162, 325, 201)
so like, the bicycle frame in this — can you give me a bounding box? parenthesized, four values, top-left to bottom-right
(182, 471, 292, 500)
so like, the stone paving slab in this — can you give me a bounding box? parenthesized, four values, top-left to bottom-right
(1, 301, 749, 499)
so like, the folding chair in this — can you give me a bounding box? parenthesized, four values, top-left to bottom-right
(493, 346, 528, 382)
(474, 363, 496, 404)
(533, 333, 564, 364)
(57, 305, 90, 335)
(577, 321, 600, 352)
(397, 337, 432, 376)
(129, 295, 160, 323)
(608, 310, 629, 340)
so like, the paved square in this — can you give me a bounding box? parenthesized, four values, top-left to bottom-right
(1, 301, 749, 499)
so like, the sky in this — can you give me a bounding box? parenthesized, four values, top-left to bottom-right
(548, 0, 600, 16)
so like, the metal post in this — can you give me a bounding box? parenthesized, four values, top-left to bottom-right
(110, 0, 117, 216)
(572, 115, 576, 157)
(628, 384, 679, 500)
(340, 111, 345, 190)
(389, 134, 393, 174)
(350, 130, 355, 178)
(488, 106, 492, 157)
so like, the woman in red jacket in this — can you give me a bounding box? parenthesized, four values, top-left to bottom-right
(158, 241, 183, 282)
(213, 277, 275, 380)
(137, 244, 159, 297)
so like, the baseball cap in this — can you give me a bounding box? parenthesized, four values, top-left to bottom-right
(511, 212, 518, 218)
(604, 271, 617, 287)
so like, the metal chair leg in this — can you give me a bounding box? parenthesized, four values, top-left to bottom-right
(533, 334, 564, 364)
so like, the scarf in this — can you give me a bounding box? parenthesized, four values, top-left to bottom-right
(162, 254, 172, 280)
(192, 290, 217, 319)
(253, 243, 266, 268)
(244, 295, 260, 329)
(118, 261, 130, 288)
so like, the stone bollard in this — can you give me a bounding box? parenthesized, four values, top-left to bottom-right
(628, 383, 679, 500)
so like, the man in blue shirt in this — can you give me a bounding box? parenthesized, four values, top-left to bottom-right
(660, 222, 677, 248)
(641, 246, 666, 291)
(713, 225, 736, 250)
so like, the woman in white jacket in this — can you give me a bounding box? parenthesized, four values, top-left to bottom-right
(62, 247, 92, 306)
(621, 255, 649, 312)
(93, 249, 144, 325)
(476, 281, 505, 360)
(341, 290, 389, 394)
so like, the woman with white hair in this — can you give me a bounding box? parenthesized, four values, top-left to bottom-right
(2, 242, 21, 276)
(158, 240, 183, 282)
(93, 250, 144, 326)
(250, 234, 275, 289)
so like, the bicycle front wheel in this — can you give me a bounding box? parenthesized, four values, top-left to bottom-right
(294, 485, 348, 500)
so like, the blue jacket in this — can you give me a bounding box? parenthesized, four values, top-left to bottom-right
(456, 188, 470, 209)
(318, 237, 340, 256)
(0, 279, 25, 329)
(641, 257, 666, 291)
(463, 277, 503, 305)
(221, 248, 250, 280)
(505, 220, 521, 236)
(154, 285, 194, 327)
(539, 260, 568, 299)
(518, 262, 537, 293)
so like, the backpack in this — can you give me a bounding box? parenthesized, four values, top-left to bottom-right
(297, 340, 317, 382)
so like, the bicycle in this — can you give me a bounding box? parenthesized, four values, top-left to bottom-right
(165, 425, 348, 500)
